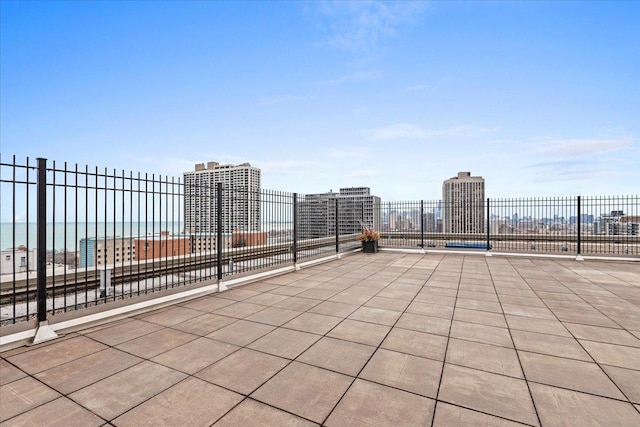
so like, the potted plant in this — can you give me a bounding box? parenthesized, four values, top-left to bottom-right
(357, 227, 380, 253)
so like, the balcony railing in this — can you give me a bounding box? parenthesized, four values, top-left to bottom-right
(1, 155, 638, 329)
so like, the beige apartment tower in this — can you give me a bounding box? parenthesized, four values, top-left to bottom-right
(442, 171, 485, 234)
(184, 161, 261, 234)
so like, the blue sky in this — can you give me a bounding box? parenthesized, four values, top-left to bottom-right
(1, 1, 638, 200)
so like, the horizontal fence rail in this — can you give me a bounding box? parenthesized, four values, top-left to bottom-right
(1, 155, 638, 327)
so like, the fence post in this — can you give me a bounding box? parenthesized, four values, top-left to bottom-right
(293, 193, 298, 268)
(486, 198, 492, 256)
(420, 200, 425, 252)
(217, 182, 227, 291)
(33, 158, 58, 344)
(335, 198, 340, 254)
(576, 196, 584, 261)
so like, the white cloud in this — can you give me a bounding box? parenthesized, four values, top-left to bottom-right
(535, 138, 634, 157)
(368, 123, 499, 140)
(259, 95, 310, 106)
(329, 148, 370, 159)
(260, 160, 326, 174)
(349, 170, 376, 178)
(311, 1, 427, 53)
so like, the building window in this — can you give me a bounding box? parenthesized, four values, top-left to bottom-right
(20, 257, 26, 266)
(5, 255, 10, 261)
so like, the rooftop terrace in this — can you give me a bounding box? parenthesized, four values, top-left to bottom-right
(1, 252, 640, 426)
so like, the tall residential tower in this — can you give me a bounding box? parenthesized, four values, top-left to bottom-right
(184, 162, 261, 234)
(442, 171, 485, 234)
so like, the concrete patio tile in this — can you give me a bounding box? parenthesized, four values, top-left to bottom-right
(215, 399, 318, 427)
(113, 377, 243, 426)
(501, 304, 556, 320)
(297, 337, 375, 376)
(206, 319, 275, 346)
(530, 382, 640, 427)
(552, 308, 619, 328)
(179, 295, 237, 312)
(170, 312, 237, 336)
(7, 336, 108, 374)
(359, 348, 442, 398)
(439, 364, 539, 426)
(115, 328, 198, 359)
(0, 358, 26, 386)
(1, 397, 104, 427)
(348, 306, 402, 326)
(420, 286, 458, 297)
(395, 312, 451, 336)
(0, 377, 60, 422)
(432, 401, 527, 426)
(246, 307, 302, 326)
(244, 292, 290, 306)
(457, 290, 499, 302)
(375, 286, 420, 301)
(69, 361, 186, 420)
(453, 307, 507, 328)
(381, 328, 448, 361)
(364, 296, 410, 312)
(450, 320, 514, 348)
(241, 282, 282, 292)
(327, 319, 391, 347)
(282, 312, 342, 335)
(407, 301, 454, 319)
(580, 340, 640, 370)
(84, 318, 163, 346)
(601, 365, 640, 404)
(498, 294, 546, 307)
(196, 348, 288, 395)
(456, 298, 503, 314)
(213, 301, 268, 319)
(504, 315, 571, 337)
(325, 379, 435, 427)
(152, 337, 239, 374)
(252, 362, 352, 424)
(217, 288, 261, 301)
(510, 330, 591, 361)
(518, 351, 625, 399)
(296, 288, 339, 300)
(308, 301, 359, 318)
(34, 348, 142, 394)
(329, 287, 377, 305)
(267, 285, 307, 296)
(414, 292, 456, 307)
(135, 306, 202, 326)
(248, 328, 321, 359)
(274, 296, 322, 311)
(446, 338, 523, 378)
(564, 323, 640, 347)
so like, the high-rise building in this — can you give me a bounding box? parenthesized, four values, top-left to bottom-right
(299, 187, 381, 238)
(184, 162, 261, 234)
(442, 171, 485, 234)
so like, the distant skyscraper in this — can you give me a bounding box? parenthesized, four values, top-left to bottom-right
(442, 171, 485, 234)
(184, 162, 261, 234)
(299, 187, 381, 238)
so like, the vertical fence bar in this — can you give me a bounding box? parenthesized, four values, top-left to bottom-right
(577, 195, 582, 257)
(36, 158, 47, 322)
(293, 193, 298, 264)
(217, 182, 223, 281)
(486, 198, 491, 251)
(420, 200, 425, 249)
(335, 198, 339, 253)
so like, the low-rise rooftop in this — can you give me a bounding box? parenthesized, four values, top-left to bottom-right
(1, 253, 639, 426)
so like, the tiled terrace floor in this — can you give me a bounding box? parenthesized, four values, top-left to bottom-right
(2, 253, 640, 426)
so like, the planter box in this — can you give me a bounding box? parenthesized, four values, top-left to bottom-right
(362, 240, 379, 254)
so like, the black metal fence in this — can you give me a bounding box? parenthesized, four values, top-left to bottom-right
(1, 155, 639, 327)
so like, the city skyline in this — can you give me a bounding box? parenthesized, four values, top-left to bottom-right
(1, 1, 639, 202)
